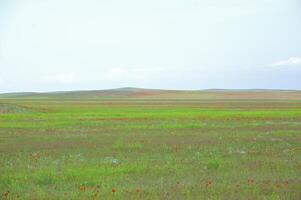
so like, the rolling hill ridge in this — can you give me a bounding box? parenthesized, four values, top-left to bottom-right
(0, 87, 301, 99)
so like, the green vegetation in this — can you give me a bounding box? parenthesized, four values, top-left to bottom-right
(0, 96, 300, 199)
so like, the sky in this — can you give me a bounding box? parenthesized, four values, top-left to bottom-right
(0, 0, 300, 92)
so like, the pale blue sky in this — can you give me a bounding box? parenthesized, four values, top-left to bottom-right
(0, 0, 300, 92)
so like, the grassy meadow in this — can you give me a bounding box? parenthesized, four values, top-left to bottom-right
(0, 89, 300, 199)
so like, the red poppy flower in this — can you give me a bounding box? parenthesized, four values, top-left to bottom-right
(2, 191, 9, 198)
(206, 181, 212, 187)
(79, 186, 86, 191)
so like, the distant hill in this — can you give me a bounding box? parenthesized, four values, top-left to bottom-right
(0, 87, 301, 100)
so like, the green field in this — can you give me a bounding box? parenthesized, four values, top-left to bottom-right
(0, 89, 300, 199)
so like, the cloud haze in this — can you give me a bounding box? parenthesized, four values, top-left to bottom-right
(272, 57, 301, 66)
(0, 0, 301, 92)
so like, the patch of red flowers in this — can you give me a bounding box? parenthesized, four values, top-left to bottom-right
(112, 188, 117, 193)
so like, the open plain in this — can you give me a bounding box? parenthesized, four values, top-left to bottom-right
(0, 89, 300, 199)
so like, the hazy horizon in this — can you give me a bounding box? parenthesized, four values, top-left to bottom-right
(1, 87, 301, 95)
(1, 0, 301, 93)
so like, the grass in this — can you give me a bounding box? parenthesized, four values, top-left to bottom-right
(0, 99, 300, 199)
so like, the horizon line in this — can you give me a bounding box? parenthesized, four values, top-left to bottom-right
(1, 87, 301, 95)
